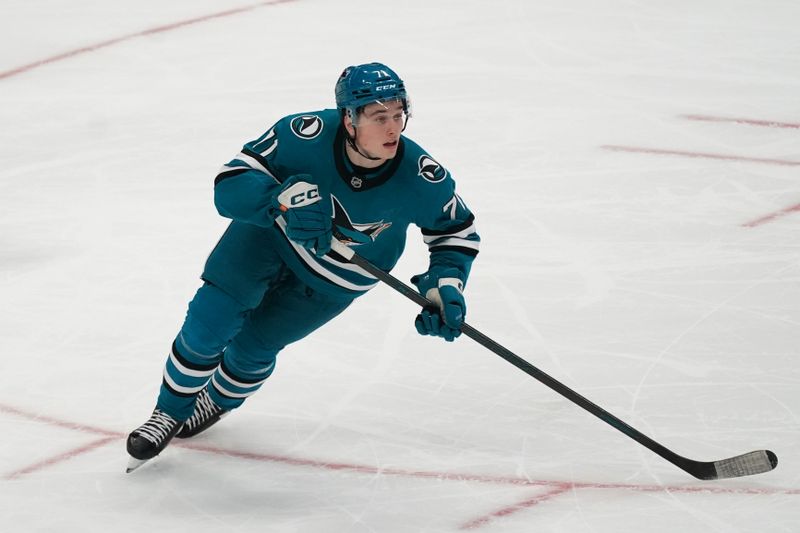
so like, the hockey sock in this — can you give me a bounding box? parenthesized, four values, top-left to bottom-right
(207, 342, 276, 411)
(156, 335, 221, 420)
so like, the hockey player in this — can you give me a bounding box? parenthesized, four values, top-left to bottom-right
(126, 63, 480, 472)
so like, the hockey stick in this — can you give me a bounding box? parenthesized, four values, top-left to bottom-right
(330, 240, 777, 481)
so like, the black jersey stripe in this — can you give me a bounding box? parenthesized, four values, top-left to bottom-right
(214, 168, 250, 186)
(421, 213, 476, 236)
(242, 147, 281, 181)
(428, 245, 479, 257)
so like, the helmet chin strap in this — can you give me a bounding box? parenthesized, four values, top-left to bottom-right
(346, 127, 382, 162)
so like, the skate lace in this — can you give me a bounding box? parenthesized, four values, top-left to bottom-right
(137, 410, 179, 445)
(185, 390, 222, 430)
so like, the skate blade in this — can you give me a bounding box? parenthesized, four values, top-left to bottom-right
(126, 456, 149, 473)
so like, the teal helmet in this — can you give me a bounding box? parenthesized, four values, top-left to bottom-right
(335, 62, 411, 126)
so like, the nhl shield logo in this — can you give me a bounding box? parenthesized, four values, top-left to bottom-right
(418, 155, 448, 183)
(290, 115, 324, 140)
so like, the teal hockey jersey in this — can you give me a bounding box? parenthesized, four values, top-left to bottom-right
(212, 108, 480, 298)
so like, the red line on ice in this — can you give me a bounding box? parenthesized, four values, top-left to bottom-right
(3, 401, 798, 503)
(459, 485, 572, 530)
(601, 145, 800, 167)
(3, 436, 118, 480)
(0, 402, 121, 437)
(742, 202, 800, 227)
(177, 440, 798, 497)
(682, 114, 800, 129)
(0, 0, 296, 81)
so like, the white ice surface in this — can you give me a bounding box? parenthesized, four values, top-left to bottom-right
(1, 1, 798, 531)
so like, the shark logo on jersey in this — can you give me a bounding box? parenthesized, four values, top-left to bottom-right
(290, 115, 324, 140)
(418, 155, 448, 183)
(331, 195, 391, 245)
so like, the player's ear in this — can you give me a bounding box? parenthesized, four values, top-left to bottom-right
(343, 113, 355, 137)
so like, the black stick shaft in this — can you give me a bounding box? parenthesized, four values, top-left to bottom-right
(331, 242, 776, 480)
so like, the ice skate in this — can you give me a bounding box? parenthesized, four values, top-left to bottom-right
(126, 409, 184, 473)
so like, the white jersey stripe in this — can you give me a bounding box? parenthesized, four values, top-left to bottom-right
(260, 139, 278, 157)
(236, 152, 277, 180)
(422, 223, 477, 244)
(427, 238, 481, 251)
(275, 218, 379, 291)
(218, 164, 252, 175)
(319, 249, 378, 278)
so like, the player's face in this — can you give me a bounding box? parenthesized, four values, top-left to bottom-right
(346, 99, 406, 165)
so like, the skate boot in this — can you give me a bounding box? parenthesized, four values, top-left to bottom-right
(176, 388, 229, 439)
(126, 409, 184, 472)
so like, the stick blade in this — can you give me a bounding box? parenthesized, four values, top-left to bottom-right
(708, 450, 778, 480)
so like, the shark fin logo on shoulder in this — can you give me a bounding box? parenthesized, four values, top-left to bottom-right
(418, 155, 448, 183)
(290, 115, 324, 140)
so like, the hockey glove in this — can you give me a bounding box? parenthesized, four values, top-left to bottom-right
(411, 267, 466, 342)
(274, 174, 332, 257)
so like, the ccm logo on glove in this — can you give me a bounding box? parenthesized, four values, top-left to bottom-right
(273, 175, 332, 257)
(278, 182, 321, 210)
